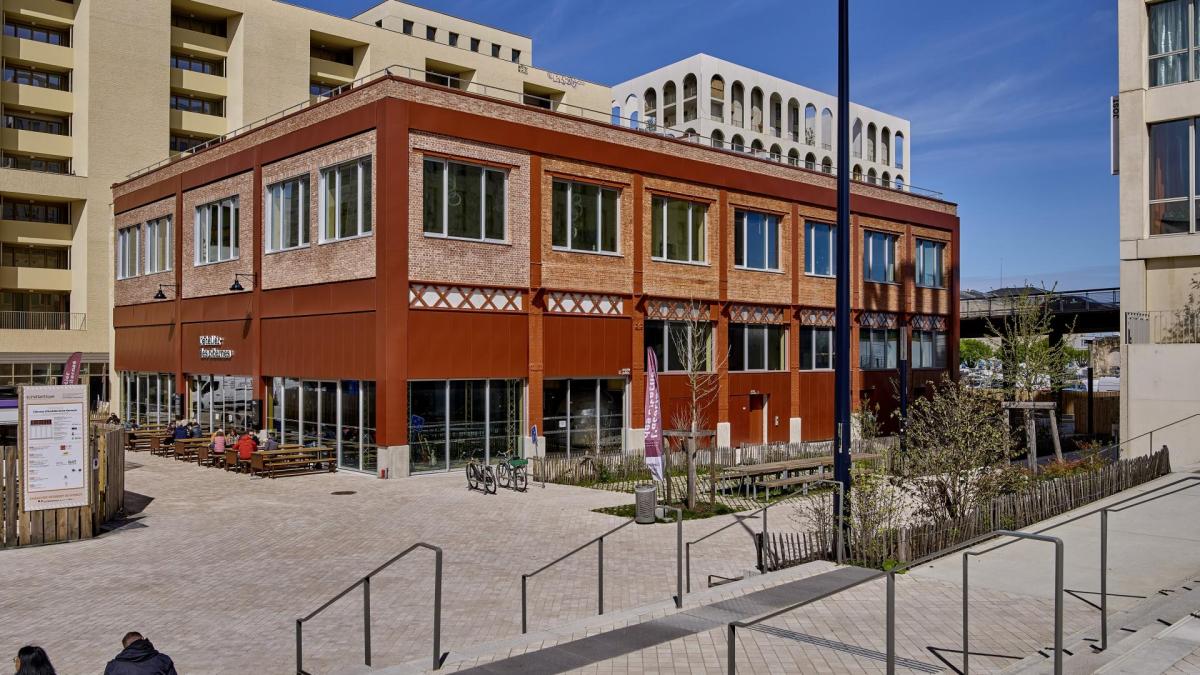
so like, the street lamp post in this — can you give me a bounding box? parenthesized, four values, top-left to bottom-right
(833, 0, 853, 538)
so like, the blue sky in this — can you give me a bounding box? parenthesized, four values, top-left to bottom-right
(293, 0, 1118, 292)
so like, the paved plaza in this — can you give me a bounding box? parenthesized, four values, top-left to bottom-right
(3, 455, 1200, 674)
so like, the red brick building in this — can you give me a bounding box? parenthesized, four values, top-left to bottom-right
(111, 73, 959, 477)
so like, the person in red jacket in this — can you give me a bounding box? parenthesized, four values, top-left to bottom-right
(235, 429, 258, 461)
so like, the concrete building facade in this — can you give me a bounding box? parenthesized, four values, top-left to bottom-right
(1118, 0, 1200, 464)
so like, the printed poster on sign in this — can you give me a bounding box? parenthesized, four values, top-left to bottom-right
(20, 384, 89, 512)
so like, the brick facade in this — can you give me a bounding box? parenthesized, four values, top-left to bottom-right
(641, 177, 721, 300)
(113, 196, 175, 307)
(539, 158, 635, 295)
(181, 172, 254, 299)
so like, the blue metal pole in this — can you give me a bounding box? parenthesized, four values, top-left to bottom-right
(833, 0, 853, 536)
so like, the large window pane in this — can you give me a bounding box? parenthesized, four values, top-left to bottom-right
(665, 198, 689, 261)
(1151, 200, 1191, 235)
(1149, 0, 1188, 86)
(551, 180, 569, 246)
(423, 159, 444, 234)
(361, 381, 377, 473)
(447, 163, 482, 239)
(745, 212, 765, 269)
(767, 325, 785, 370)
(448, 380, 486, 469)
(600, 189, 618, 252)
(691, 203, 706, 262)
(598, 380, 625, 453)
(543, 379, 569, 457)
(569, 379, 598, 455)
(282, 378, 300, 444)
(1150, 119, 1190, 201)
(729, 322, 745, 370)
(339, 380, 361, 471)
(652, 197, 665, 257)
(409, 381, 447, 472)
(487, 379, 523, 459)
(338, 163, 358, 239)
(301, 380, 319, 443)
(746, 325, 766, 370)
(484, 169, 505, 240)
(572, 182, 600, 252)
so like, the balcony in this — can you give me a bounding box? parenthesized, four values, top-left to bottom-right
(0, 81, 72, 115)
(0, 218, 73, 245)
(2, 35, 73, 70)
(1127, 310, 1200, 345)
(170, 25, 229, 58)
(0, 264, 70, 290)
(1, 127, 71, 158)
(310, 56, 356, 84)
(170, 108, 226, 137)
(5, 0, 76, 24)
(170, 68, 227, 98)
(0, 310, 84, 330)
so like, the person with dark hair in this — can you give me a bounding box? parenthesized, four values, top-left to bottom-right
(103, 632, 176, 675)
(13, 645, 55, 675)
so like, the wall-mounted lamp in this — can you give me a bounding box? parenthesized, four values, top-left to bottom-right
(229, 273, 256, 292)
(152, 284, 177, 300)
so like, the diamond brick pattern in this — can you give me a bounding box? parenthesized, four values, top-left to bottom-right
(546, 292, 624, 316)
(728, 304, 788, 325)
(799, 307, 836, 327)
(910, 314, 948, 331)
(858, 311, 899, 328)
(409, 283, 523, 312)
(644, 299, 707, 321)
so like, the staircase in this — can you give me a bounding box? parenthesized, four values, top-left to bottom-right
(1003, 579, 1200, 674)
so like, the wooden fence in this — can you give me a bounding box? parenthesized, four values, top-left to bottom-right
(1, 424, 126, 549)
(761, 447, 1172, 570)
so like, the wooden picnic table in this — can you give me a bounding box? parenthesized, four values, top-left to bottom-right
(721, 453, 882, 500)
(249, 446, 336, 479)
(172, 438, 209, 462)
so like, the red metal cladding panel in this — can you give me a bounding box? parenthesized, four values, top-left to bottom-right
(859, 370, 901, 435)
(798, 371, 836, 441)
(543, 315, 632, 377)
(407, 310, 529, 380)
(261, 313, 376, 381)
(180, 319, 256, 376)
(728, 372, 792, 443)
(114, 324, 176, 372)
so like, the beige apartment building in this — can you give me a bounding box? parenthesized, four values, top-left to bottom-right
(0, 0, 609, 410)
(1117, 0, 1200, 464)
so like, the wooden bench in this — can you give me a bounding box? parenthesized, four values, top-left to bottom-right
(250, 446, 336, 479)
(172, 438, 208, 462)
(224, 449, 248, 473)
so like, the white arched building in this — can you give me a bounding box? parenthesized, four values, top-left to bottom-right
(611, 53, 911, 189)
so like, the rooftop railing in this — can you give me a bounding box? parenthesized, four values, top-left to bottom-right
(1126, 309, 1200, 345)
(0, 311, 85, 330)
(124, 64, 945, 199)
(961, 287, 1120, 320)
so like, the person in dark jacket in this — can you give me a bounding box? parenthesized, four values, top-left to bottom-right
(103, 633, 176, 675)
(13, 645, 55, 675)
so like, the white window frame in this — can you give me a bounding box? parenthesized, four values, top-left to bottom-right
(1147, 0, 1198, 87)
(915, 238, 945, 288)
(729, 323, 787, 372)
(799, 326, 835, 371)
(912, 329, 948, 369)
(859, 327, 899, 370)
(193, 196, 239, 265)
(1148, 118, 1198, 236)
(734, 209, 781, 272)
(422, 157, 508, 243)
(863, 230, 898, 284)
(805, 221, 836, 277)
(116, 225, 139, 279)
(319, 156, 373, 243)
(551, 179, 621, 255)
(265, 174, 310, 252)
(651, 196, 708, 264)
(646, 319, 713, 373)
(143, 216, 172, 274)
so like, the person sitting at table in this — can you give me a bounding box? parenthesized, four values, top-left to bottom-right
(262, 432, 279, 451)
(211, 428, 226, 455)
(174, 421, 191, 440)
(235, 429, 258, 461)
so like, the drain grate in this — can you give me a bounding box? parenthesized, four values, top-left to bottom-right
(331, 490, 357, 496)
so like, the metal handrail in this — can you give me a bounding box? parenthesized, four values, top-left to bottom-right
(726, 529, 1065, 675)
(1111, 413, 1200, 456)
(0, 311, 86, 330)
(521, 507, 683, 634)
(295, 541, 445, 674)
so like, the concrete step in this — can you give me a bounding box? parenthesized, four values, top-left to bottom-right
(1096, 615, 1200, 674)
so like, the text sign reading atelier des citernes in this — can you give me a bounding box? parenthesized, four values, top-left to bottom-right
(199, 335, 233, 360)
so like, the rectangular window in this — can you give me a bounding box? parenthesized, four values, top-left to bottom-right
(144, 216, 172, 274)
(310, 81, 337, 98)
(1148, 0, 1192, 86)
(491, 43, 501, 58)
(266, 175, 310, 251)
(511, 49, 521, 63)
(728, 324, 786, 371)
(170, 53, 224, 76)
(422, 157, 506, 242)
(3, 113, 69, 135)
(2, 200, 69, 224)
(470, 37, 480, 52)
(3, 154, 69, 173)
(194, 197, 239, 264)
(799, 326, 834, 370)
(651, 196, 707, 263)
(3, 65, 69, 91)
(863, 230, 897, 283)
(644, 320, 712, 373)
(3, 19, 70, 46)
(170, 93, 223, 116)
(320, 157, 373, 241)
(116, 226, 139, 280)
(1, 244, 69, 270)
(169, 134, 207, 153)
(915, 239, 945, 288)
(1149, 118, 1194, 235)
(734, 209, 780, 271)
(551, 179, 619, 253)
(426, 25, 436, 40)
(448, 32, 459, 47)
(543, 379, 625, 458)
(402, 19, 413, 35)
(912, 330, 948, 369)
(805, 221, 835, 276)
(171, 13, 226, 37)
(858, 327, 898, 370)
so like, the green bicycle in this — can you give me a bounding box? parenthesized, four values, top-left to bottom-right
(494, 451, 529, 492)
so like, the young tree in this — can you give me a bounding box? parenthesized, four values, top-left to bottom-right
(667, 310, 725, 510)
(896, 376, 1019, 520)
(958, 338, 993, 367)
(987, 286, 1075, 402)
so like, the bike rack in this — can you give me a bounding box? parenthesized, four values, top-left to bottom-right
(685, 481, 844, 594)
(726, 529, 1065, 675)
(521, 507, 684, 634)
(295, 542, 445, 674)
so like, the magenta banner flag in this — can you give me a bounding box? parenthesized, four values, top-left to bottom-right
(62, 352, 83, 386)
(644, 347, 664, 482)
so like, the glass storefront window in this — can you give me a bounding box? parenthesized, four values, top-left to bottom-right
(407, 379, 524, 473)
(266, 377, 378, 473)
(119, 371, 174, 426)
(543, 378, 626, 459)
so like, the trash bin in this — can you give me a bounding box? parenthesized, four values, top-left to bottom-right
(635, 484, 657, 524)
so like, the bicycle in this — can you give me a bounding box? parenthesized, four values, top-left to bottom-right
(465, 450, 497, 494)
(494, 451, 529, 492)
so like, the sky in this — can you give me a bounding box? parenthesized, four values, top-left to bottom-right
(292, 0, 1119, 292)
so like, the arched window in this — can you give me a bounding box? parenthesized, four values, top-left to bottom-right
(731, 134, 745, 152)
(821, 156, 833, 174)
(787, 148, 800, 166)
(881, 171, 891, 187)
(770, 143, 782, 161)
(852, 164, 863, 181)
(683, 73, 698, 123)
(711, 129, 725, 149)
(750, 87, 764, 133)
(643, 88, 657, 120)
(867, 168, 877, 184)
(804, 104, 817, 146)
(769, 93, 782, 137)
(731, 81, 744, 128)
(867, 123, 877, 163)
(787, 98, 800, 142)
(895, 174, 905, 190)
(662, 81, 677, 127)
(820, 108, 832, 149)
(804, 152, 816, 170)
(709, 75, 726, 123)
(880, 127, 891, 166)
(611, 101, 620, 126)
(750, 139, 764, 155)
(852, 118, 863, 158)
(894, 132, 905, 169)
(624, 93, 639, 129)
